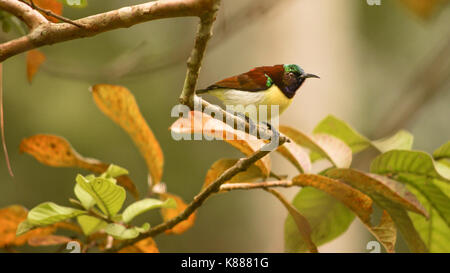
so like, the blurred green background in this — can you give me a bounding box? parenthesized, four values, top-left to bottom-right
(0, 0, 449, 252)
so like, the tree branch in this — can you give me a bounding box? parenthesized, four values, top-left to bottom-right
(0, 0, 218, 62)
(179, 5, 219, 107)
(110, 136, 287, 252)
(0, 0, 47, 29)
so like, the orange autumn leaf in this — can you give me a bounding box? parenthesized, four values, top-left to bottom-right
(118, 238, 159, 253)
(203, 158, 264, 189)
(92, 84, 164, 185)
(27, 235, 72, 247)
(170, 111, 271, 176)
(160, 193, 196, 235)
(26, 50, 46, 83)
(34, 0, 63, 23)
(0, 205, 55, 248)
(20, 134, 139, 198)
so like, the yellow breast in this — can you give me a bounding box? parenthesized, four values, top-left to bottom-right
(260, 85, 293, 116)
(206, 85, 293, 121)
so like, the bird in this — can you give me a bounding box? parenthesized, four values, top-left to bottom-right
(196, 64, 319, 122)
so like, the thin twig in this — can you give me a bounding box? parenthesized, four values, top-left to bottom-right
(21, 0, 83, 28)
(219, 180, 293, 192)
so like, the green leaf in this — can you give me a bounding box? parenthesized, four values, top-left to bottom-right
(370, 150, 450, 182)
(27, 202, 85, 226)
(396, 173, 450, 226)
(285, 187, 355, 252)
(268, 189, 317, 253)
(77, 215, 108, 236)
(76, 175, 126, 217)
(372, 130, 414, 153)
(103, 164, 129, 178)
(122, 198, 176, 223)
(279, 126, 352, 168)
(407, 180, 450, 252)
(313, 115, 371, 153)
(433, 141, 450, 160)
(313, 115, 413, 154)
(105, 223, 150, 240)
(74, 183, 95, 210)
(437, 159, 450, 168)
(16, 220, 36, 236)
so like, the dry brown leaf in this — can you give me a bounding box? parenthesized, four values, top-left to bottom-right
(293, 174, 397, 252)
(92, 84, 164, 185)
(371, 211, 397, 253)
(399, 0, 448, 19)
(27, 235, 72, 247)
(118, 238, 159, 253)
(26, 50, 46, 83)
(160, 193, 196, 235)
(170, 111, 271, 176)
(0, 205, 55, 248)
(203, 158, 264, 189)
(19, 134, 139, 198)
(34, 0, 63, 23)
(325, 169, 428, 217)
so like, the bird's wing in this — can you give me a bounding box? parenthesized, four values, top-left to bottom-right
(199, 66, 282, 93)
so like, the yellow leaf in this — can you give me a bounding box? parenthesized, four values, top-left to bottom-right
(203, 158, 264, 189)
(34, 0, 63, 23)
(26, 50, 46, 83)
(92, 84, 164, 184)
(170, 111, 271, 176)
(0, 205, 55, 248)
(118, 238, 159, 253)
(160, 193, 195, 235)
(20, 134, 139, 198)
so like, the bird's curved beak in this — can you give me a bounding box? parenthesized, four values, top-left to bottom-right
(301, 73, 320, 79)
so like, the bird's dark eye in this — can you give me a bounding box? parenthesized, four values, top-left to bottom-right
(289, 72, 296, 78)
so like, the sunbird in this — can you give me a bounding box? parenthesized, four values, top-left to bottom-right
(197, 64, 319, 121)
